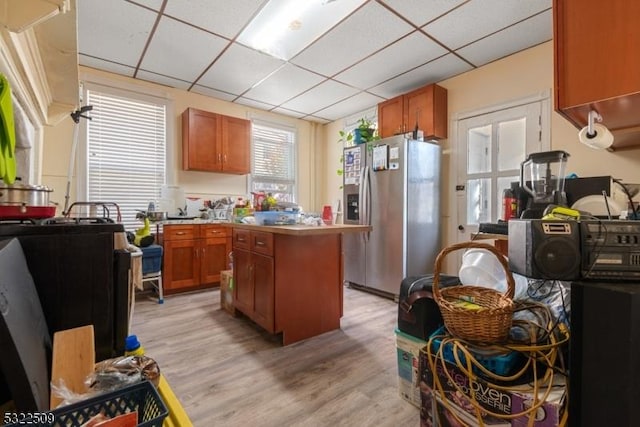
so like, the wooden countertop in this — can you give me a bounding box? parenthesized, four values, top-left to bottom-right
(230, 223, 371, 236)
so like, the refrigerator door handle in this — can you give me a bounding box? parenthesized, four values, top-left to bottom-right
(358, 165, 367, 244)
(363, 165, 371, 242)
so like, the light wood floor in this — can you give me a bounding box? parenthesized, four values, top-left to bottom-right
(131, 286, 419, 426)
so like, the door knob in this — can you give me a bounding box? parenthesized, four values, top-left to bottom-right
(458, 225, 465, 231)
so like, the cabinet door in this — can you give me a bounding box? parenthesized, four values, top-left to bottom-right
(404, 84, 448, 140)
(233, 248, 253, 315)
(200, 236, 231, 285)
(554, 0, 640, 149)
(164, 239, 199, 290)
(221, 115, 250, 174)
(182, 108, 222, 171)
(378, 95, 405, 138)
(252, 252, 275, 333)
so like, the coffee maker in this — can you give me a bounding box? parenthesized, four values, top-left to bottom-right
(519, 150, 570, 219)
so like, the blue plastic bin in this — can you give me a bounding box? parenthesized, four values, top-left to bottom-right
(141, 244, 162, 275)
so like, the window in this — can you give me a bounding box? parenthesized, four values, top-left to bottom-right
(80, 83, 169, 230)
(250, 119, 296, 203)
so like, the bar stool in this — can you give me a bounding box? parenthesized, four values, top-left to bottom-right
(141, 244, 164, 304)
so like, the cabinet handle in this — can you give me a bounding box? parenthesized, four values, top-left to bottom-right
(176, 231, 185, 235)
(218, 153, 222, 163)
(237, 237, 246, 242)
(255, 241, 265, 246)
(223, 154, 227, 163)
(210, 230, 221, 234)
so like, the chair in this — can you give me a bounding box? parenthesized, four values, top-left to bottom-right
(140, 244, 164, 304)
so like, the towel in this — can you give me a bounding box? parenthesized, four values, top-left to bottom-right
(0, 74, 16, 183)
(128, 245, 143, 291)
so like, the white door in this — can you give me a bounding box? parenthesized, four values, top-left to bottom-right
(455, 98, 550, 245)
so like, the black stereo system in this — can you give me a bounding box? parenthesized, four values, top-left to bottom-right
(509, 219, 640, 281)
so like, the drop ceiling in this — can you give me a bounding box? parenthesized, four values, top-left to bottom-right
(77, 0, 552, 123)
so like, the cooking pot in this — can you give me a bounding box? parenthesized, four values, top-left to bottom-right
(0, 183, 56, 219)
(0, 183, 53, 206)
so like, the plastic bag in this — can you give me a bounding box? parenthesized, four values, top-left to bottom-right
(87, 355, 160, 393)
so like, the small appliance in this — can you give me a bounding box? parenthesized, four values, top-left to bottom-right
(519, 150, 570, 219)
(508, 219, 581, 281)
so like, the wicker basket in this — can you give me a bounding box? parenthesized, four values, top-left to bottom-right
(432, 241, 515, 343)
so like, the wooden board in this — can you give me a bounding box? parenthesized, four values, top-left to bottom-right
(49, 325, 95, 409)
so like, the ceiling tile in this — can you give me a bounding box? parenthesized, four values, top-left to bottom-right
(369, 53, 473, 98)
(381, 0, 467, 27)
(79, 55, 136, 77)
(129, 0, 164, 11)
(235, 97, 276, 110)
(279, 80, 360, 115)
(243, 64, 325, 106)
(163, 0, 265, 39)
(197, 44, 285, 95)
(190, 85, 237, 102)
(290, 1, 413, 77)
(78, 0, 157, 67)
(140, 16, 229, 82)
(334, 31, 448, 89)
(313, 91, 385, 122)
(423, 0, 551, 50)
(456, 10, 552, 67)
(136, 70, 192, 90)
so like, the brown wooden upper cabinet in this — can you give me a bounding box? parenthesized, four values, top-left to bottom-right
(182, 107, 251, 173)
(554, 0, 640, 150)
(377, 83, 448, 140)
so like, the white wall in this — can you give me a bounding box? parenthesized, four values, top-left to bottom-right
(323, 41, 640, 274)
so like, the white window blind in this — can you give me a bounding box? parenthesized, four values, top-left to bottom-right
(251, 120, 296, 203)
(85, 89, 166, 230)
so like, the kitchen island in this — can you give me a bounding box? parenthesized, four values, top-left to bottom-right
(231, 223, 370, 345)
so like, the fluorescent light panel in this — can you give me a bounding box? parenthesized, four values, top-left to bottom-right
(237, 0, 366, 60)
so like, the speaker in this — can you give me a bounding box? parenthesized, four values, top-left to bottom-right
(570, 281, 640, 427)
(508, 219, 581, 280)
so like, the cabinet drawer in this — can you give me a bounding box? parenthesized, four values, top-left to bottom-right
(201, 225, 227, 238)
(233, 228, 251, 250)
(250, 231, 273, 256)
(164, 225, 198, 241)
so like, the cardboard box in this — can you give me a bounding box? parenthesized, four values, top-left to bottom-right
(419, 348, 566, 427)
(220, 270, 237, 316)
(395, 329, 426, 408)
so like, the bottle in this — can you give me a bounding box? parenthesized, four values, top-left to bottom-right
(502, 188, 516, 221)
(124, 335, 145, 356)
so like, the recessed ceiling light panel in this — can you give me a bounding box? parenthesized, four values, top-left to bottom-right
(237, 0, 366, 60)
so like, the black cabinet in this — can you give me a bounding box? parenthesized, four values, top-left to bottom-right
(0, 223, 130, 361)
(570, 281, 640, 427)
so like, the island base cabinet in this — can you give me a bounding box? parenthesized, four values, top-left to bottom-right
(275, 234, 342, 345)
(232, 228, 343, 345)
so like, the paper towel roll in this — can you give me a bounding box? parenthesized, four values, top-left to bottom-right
(578, 123, 614, 149)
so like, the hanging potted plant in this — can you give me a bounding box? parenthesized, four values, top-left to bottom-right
(353, 118, 379, 144)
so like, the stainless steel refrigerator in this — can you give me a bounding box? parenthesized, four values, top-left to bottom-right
(343, 135, 441, 297)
